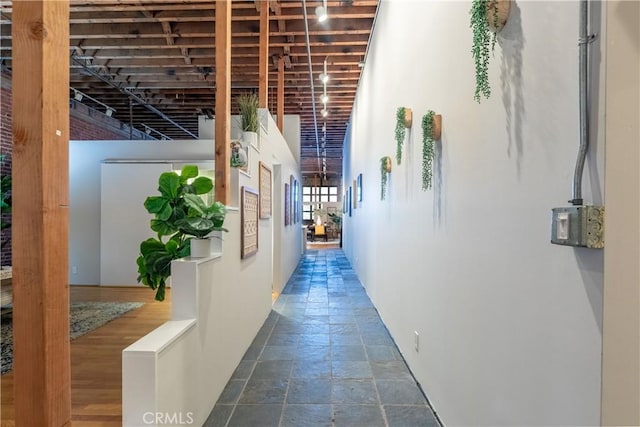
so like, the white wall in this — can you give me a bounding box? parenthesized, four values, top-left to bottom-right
(343, 1, 604, 426)
(70, 113, 301, 288)
(69, 140, 216, 284)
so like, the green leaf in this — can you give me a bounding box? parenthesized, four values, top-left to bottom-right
(140, 238, 165, 254)
(183, 193, 208, 216)
(144, 196, 168, 214)
(158, 172, 180, 198)
(150, 219, 178, 237)
(191, 176, 213, 194)
(179, 165, 198, 182)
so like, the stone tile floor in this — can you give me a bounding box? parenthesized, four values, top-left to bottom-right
(205, 249, 440, 427)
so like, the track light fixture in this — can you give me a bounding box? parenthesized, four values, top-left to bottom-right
(319, 57, 329, 83)
(321, 109, 328, 117)
(71, 87, 116, 118)
(315, 0, 328, 22)
(320, 93, 329, 104)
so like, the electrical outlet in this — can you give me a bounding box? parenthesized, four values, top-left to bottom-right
(414, 331, 419, 352)
(71, 266, 78, 274)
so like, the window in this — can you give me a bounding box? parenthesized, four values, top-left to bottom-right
(303, 186, 339, 203)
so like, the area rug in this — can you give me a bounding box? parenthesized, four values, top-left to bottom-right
(0, 301, 144, 374)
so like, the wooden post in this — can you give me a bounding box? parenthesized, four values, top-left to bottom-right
(215, 0, 231, 205)
(258, 0, 269, 108)
(277, 56, 285, 132)
(12, 1, 71, 425)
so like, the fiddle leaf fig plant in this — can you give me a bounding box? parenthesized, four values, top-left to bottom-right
(395, 107, 407, 165)
(137, 165, 227, 301)
(380, 156, 392, 200)
(421, 110, 436, 191)
(177, 193, 228, 239)
(470, 0, 499, 102)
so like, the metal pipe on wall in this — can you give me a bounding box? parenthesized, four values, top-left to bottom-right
(571, 0, 595, 205)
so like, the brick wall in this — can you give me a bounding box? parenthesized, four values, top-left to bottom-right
(0, 75, 149, 266)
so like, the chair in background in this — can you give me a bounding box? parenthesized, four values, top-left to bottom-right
(313, 225, 328, 242)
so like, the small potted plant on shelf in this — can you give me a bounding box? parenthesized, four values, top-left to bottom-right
(237, 92, 259, 148)
(470, 0, 511, 102)
(380, 156, 392, 201)
(395, 107, 412, 165)
(136, 165, 227, 301)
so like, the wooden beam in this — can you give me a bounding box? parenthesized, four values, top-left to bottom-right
(258, 0, 269, 108)
(11, 1, 71, 425)
(277, 55, 284, 132)
(215, 0, 231, 204)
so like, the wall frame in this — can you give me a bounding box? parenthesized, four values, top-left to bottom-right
(357, 173, 363, 202)
(289, 175, 295, 225)
(241, 186, 259, 259)
(258, 161, 271, 219)
(284, 182, 290, 226)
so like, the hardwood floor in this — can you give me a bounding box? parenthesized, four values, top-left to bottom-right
(1, 286, 171, 426)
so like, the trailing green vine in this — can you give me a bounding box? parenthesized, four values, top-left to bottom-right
(421, 111, 435, 191)
(395, 107, 407, 165)
(380, 156, 391, 200)
(470, 0, 499, 102)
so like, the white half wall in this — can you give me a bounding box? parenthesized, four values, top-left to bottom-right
(343, 1, 604, 426)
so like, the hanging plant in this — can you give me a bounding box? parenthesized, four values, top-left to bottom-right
(395, 107, 412, 165)
(380, 156, 392, 200)
(421, 111, 436, 191)
(469, 0, 510, 102)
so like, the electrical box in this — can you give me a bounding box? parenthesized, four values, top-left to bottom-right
(551, 206, 604, 248)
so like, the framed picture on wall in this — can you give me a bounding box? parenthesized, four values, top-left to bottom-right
(284, 182, 290, 226)
(258, 162, 271, 219)
(357, 173, 363, 202)
(241, 186, 259, 259)
(353, 179, 358, 209)
(348, 186, 353, 217)
(289, 175, 296, 225)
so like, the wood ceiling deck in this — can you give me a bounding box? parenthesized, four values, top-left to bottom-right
(0, 0, 378, 177)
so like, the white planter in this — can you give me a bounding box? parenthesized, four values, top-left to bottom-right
(190, 238, 212, 258)
(210, 230, 224, 253)
(241, 131, 258, 148)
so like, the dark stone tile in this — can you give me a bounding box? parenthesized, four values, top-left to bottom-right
(331, 333, 362, 346)
(331, 379, 379, 404)
(266, 333, 300, 346)
(303, 315, 329, 325)
(384, 405, 440, 427)
(365, 345, 398, 362)
(250, 360, 293, 380)
(226, 404, 282, 427)
(329, 314, 356, 324)
(242, 345, 262, 361)
(217, 379, 245, 404)
(370, 361, 413, 380)
(286, 379, 331, 403)
(231, 360, 256, 379)
(294, 344, 331, 361)
(301, 323, 331, 334)
(203, 404, 233, 427)
(298, 333, 330, 346)
(259, 345, 297, 361)
(281, 404, 333, 427)
(291, 360, 331, 378)
(376, 379, 427, 404)
(332, 361, 373, 379)
(362, 333, 395, 346)
(331, 345, 367, 361)
(330, 324, 359, 334)
(239, 379, 288, 404)
(305, 307, 329, 316)
(333, 404, 385, 427)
